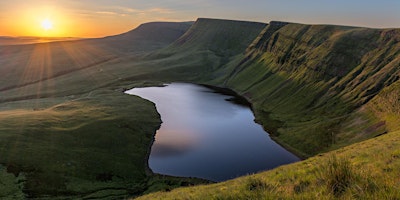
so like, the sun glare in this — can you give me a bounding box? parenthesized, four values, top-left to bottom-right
(41, 19, 53, 31)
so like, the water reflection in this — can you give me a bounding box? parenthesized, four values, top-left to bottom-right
(151, 130, 200, 157)
(125, 83, 300, 182)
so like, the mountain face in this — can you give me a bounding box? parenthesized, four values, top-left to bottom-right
(244, 22, 400, 104)
(167, 18, 266, 54)
(216, 22, 400, 155)
(132, 19, 400, 200)
(144, 18, 266, 81)
(143, 18, 399, 156)
(96, 21, 194, 53)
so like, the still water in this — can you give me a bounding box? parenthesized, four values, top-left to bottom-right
(126, 83, 299, 182)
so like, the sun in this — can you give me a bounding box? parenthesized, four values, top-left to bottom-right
(41, 19, 53, 31)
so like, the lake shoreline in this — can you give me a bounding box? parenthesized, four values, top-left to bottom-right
(124, 83, 213, 184)
(126, 82, 300, 182)
(198, 83, 307, 160)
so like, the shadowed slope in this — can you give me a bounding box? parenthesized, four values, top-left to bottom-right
(142, 18, 266, 81)
(92, 21, 194, 53)
(166, 18, 266, 55)
(216, 22, 400, 156)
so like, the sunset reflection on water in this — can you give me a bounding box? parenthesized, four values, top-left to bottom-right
(126, 83, 300, 181)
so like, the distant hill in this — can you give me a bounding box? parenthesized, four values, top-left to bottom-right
(164, 18, 265, 54)
(144, 18, 266, 80)
(0, 21, 192, 94)
(0, 36, 81, 46)
(89, 21, 194, 54)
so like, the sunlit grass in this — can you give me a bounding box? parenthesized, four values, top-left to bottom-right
(0, 89, 163, 198)
(0, 101, 113, 131)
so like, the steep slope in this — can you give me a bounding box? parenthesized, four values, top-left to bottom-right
(213, 22, 400, 156)
(92, 21, 193, 53)
(142, 18, 266, 81)
(163, 18, 266, 55)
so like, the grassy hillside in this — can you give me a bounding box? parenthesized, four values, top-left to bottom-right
(0, 89, 160, 198)
(0, 22, 200, 199)
(0, 21, 192, 94)
(90, 21, 193, 54)
(0, 42, 117, 93)
(142, 18, 266, 81)
(210, 22, 400, 156)
(0, 36, 80, 46)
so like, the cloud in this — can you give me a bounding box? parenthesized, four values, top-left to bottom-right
(115, 7, 140, 13)
(147, 8, 175, 14)
(95, 11, 119, 15)
(112, 6, 175, 15)
(86, 6, 176, 18)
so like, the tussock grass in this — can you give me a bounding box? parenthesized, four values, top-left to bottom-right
(321, 155, 355, 197)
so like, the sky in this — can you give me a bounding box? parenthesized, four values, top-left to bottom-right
(0, 0, 399, 37)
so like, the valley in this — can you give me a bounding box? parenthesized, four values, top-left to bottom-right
(0, 18, 399, 199)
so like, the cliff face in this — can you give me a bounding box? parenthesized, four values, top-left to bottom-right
(243, 22, 400, 105)
(220, 21, 400, 155)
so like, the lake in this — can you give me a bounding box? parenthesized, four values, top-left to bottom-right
(125, 83, 299, 182)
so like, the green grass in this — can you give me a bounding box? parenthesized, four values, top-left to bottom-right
(0, 165, 25, 199)
(0, 88, 161, 198)
(210, 23, 400, 157)
(322, 155, 355, 197)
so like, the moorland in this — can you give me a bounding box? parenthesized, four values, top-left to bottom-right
(0, 18, 399, 199)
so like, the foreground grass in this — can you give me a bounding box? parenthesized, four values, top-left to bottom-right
(136, 130, 400, 199)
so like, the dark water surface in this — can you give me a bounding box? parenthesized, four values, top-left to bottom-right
(126, 83, 299, 182)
